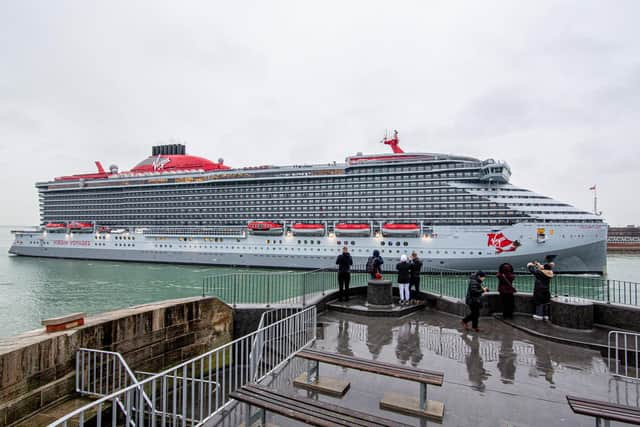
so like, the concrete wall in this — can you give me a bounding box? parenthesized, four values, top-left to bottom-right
(0, 297, 233, 426)
(594, 302, 640, 332)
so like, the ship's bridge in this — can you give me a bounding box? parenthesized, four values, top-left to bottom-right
(479, 159, 511, 183)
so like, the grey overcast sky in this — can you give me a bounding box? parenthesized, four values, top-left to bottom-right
(1, 1, 638, 226)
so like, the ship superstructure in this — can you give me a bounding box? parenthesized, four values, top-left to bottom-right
(9, 134, 607, 273)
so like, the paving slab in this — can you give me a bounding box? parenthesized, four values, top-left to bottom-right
(210, 308, 636, 426)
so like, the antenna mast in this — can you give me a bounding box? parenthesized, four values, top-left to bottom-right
(382, 130, 404, 153)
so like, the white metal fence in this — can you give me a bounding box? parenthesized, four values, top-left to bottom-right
(49, 306, 317, 427)
(608, 331, 640, 380)
(76, 348, 141, 397)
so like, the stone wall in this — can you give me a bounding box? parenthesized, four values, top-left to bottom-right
(0, 297, 233, 426)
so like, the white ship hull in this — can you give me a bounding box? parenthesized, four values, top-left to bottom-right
(9, 222, 607, 273)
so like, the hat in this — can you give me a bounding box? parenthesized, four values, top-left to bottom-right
(476, 270, 486, 277)
(400, 254, 407, 262)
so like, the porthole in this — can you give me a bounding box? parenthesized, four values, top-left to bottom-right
(381, 242, 386, 246)
(403, 242, 408, 246)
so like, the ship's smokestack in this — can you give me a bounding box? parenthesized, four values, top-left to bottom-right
(152, 144, 186, 156)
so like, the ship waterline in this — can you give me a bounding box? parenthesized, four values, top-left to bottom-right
(10, 223, 606, 273)
(8, 136, 607, 273)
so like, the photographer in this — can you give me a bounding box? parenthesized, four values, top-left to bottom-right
(462, 271, 489, 332)
(528, 261, 554, 320)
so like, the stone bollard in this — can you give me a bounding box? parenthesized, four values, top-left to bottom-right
(367, 279, 393, 307)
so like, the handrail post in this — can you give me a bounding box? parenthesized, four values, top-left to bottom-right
(606, 279, 610, 304)
(266, 276, 271, 308)
(302, 274, 307, 307)
(233, 275, 237, 308)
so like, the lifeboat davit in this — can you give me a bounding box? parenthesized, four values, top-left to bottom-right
(44, 223, 66, 232)
(68, 222, 94, 232)
(381, 223, 420, 237)
(248, 221, 284, 236)
(291, 223, 325, 236)
(334, 223, 371, 237)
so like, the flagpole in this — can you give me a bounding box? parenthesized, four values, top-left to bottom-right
(593, 186, 598, 215)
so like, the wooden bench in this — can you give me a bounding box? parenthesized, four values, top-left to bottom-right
(230, 383, 412, 427)
(296, 348, 444, 421)
(567, 395, 640, 426)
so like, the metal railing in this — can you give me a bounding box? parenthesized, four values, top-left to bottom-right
(249, 307, 300, 382)
(608, 331, 640, 380)
(50, 306, 317, 427)
(202, 266, 369, 306)
(203, 264, 640, 308)
(76, 348, 141, 398)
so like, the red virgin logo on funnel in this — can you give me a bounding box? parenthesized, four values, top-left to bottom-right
(487, 232, 521, 254)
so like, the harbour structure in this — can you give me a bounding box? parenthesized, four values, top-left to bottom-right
(608, 225, 640, 252)
(9, 134, 607, 273)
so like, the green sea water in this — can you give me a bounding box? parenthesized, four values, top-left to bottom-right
(1, 226, 639, 339)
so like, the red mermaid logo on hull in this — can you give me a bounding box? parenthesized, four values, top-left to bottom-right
(487, 232, 521, 254)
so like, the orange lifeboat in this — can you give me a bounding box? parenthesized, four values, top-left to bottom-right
(248, 221, 284, 236)
(44, 223, 66, 232)
(334, 223, 371, 237)
(381, 223, 420, 237)
(291, 223, 325, 236)
(68, 222, 94, 232)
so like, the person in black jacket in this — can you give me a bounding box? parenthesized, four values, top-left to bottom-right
(528, 261, 553, 320)
(367, 249, 384, 279)
(335, 246, 353, 301)
(461, 271, 488, 331)
(497, 263, 516, 319)
(409, 251, 423, 304)
(396, 254, 412, 305)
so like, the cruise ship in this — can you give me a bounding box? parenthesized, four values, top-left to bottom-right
(9, 134, 607, 273)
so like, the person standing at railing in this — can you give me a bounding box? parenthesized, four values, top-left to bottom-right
(497, 263, 516, 319)
(336, 246, 353, 302)
(409, 251, 423, 304)
(367, 249, 384, 279)
(397, 254, 412, 305)
(462, 271, 488, 332)
(528, 261, 553, 320)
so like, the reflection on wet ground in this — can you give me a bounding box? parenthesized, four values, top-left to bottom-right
(215, 309, 638, 426)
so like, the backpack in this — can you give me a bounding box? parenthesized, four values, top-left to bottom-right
(366, 256, 375, 274)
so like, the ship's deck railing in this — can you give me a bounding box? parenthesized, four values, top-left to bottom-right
(48, 306, 317, 427)
(202, 266, 640, 308)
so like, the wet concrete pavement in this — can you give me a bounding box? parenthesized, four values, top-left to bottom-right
(217, 308, 637, 426)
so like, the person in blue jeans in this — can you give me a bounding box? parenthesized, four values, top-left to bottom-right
(528, 261, 554, 320)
